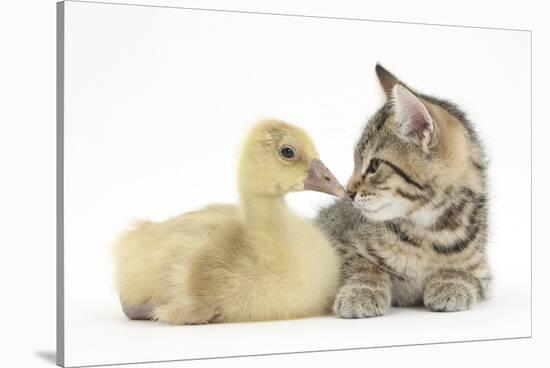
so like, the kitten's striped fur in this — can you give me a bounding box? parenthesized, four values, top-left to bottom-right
(316, 65, 491, 317)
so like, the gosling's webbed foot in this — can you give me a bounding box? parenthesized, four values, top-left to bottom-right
(152, 303, 221, 325)
(121, 302, 155, 320)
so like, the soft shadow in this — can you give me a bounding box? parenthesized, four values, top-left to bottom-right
(35, 351, 56, 365)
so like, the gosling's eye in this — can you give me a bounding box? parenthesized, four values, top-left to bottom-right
(280, 145, 296, 160)
(367, 158, 381, 174)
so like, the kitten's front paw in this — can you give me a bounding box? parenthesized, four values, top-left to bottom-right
(333, 284, 390, 318)
(423, 282, 476, 312)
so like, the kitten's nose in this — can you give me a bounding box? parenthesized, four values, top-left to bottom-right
(346, 175, 361, 201)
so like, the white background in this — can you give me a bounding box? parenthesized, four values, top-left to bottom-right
(1, 1, 548, 368)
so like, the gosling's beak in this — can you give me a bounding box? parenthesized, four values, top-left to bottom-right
(304, 159, 346, 198)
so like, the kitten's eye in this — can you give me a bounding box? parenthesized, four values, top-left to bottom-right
(367, 158, 381, 174)
(280, 145, 296, 160)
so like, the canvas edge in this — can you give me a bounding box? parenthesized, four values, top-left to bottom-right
(56, 1, 66, 367)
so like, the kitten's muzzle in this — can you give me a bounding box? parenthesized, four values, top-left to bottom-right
(346, 174, 362, 201)
(347, 190, 357, 201)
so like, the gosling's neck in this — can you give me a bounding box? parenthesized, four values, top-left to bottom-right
(239, 190, 291, 237)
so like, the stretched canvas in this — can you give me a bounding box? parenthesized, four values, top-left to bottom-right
(57, 1, 531, 366)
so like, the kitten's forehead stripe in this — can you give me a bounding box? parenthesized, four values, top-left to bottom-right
(357, 103, 391, 153)
(370, 135, 388, 154)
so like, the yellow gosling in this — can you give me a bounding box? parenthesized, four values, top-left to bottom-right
(115, 119, 345, 324)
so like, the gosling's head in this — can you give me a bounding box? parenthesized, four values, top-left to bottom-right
(238, 119, 345, 198)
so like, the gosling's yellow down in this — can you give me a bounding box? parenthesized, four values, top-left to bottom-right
(115, 119, 345, 324)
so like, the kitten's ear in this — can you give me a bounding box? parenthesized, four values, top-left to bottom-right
(376, 64, 400, 97)
(391, 85, 435, 151)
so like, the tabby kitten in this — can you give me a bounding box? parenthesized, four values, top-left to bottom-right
(317, 65, 491, 317)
